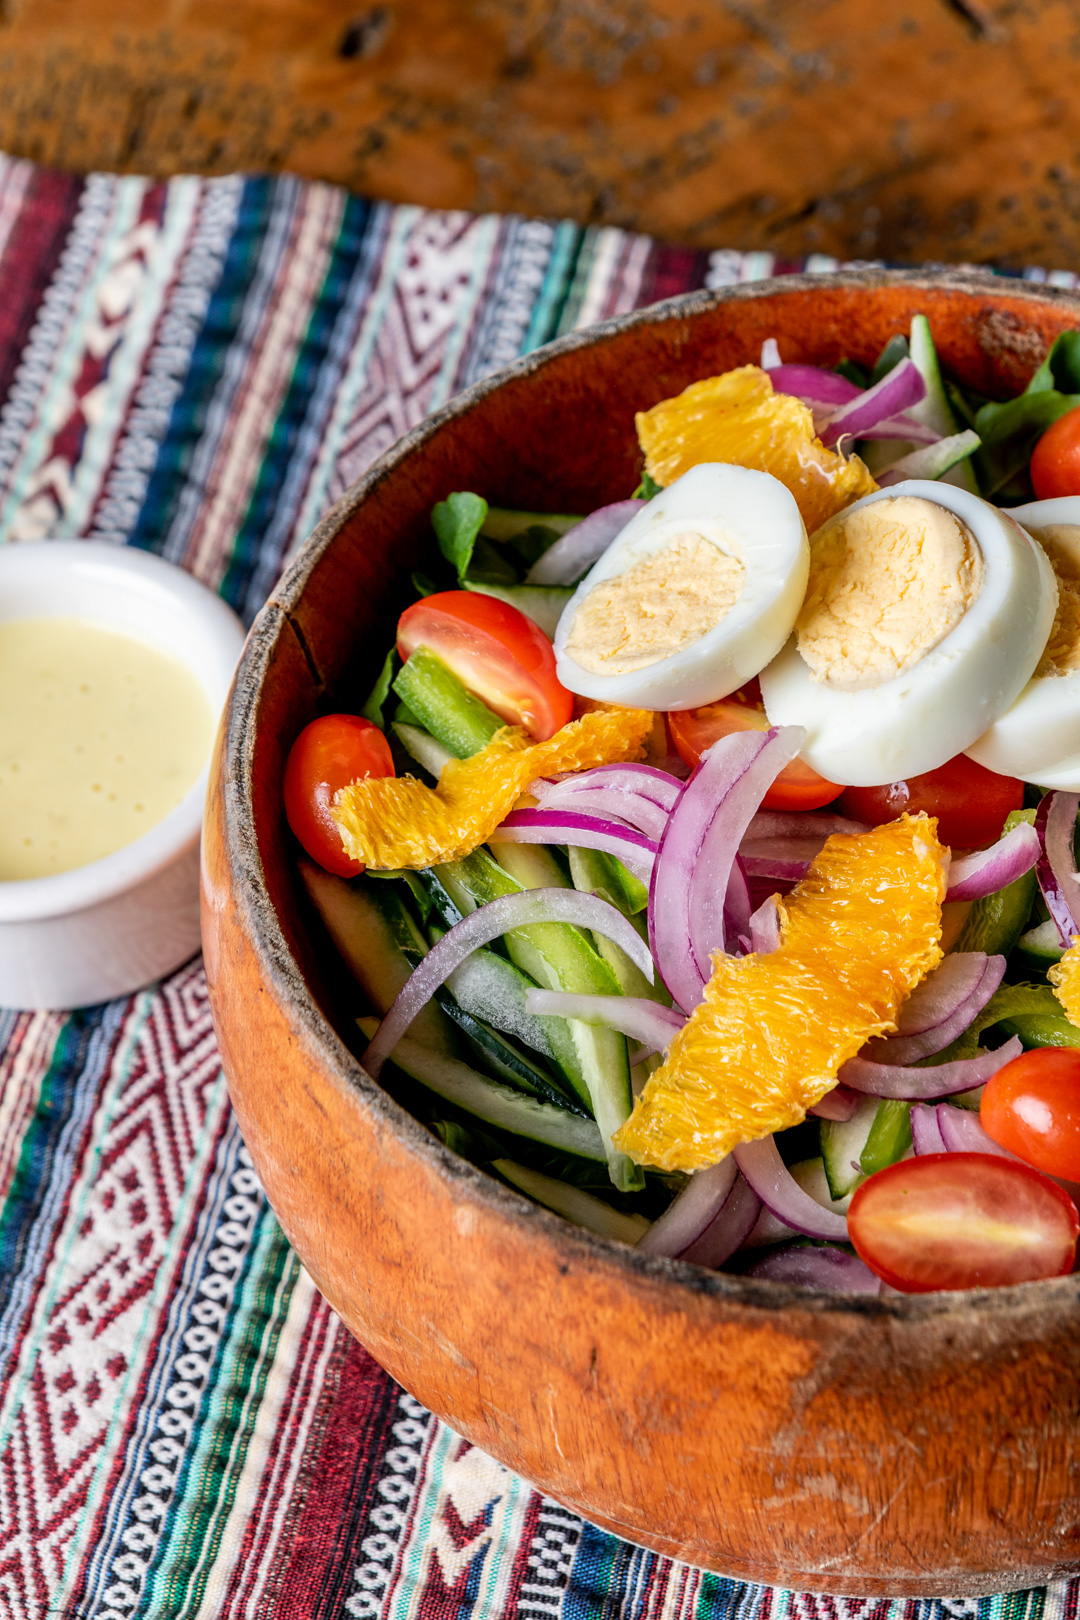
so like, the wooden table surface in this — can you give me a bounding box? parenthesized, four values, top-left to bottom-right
(5, 0, 1075, 273)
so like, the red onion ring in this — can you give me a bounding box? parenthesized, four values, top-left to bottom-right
(490, 809, 658, 879)
(525, 500, 644, 586)
(744, 1244, 881, 1294)
(532, 761, 683, 815)
(724, 858, 753, 954)
(1036, 791, 1080, 947)
(911, 1102, 947, 1156)
(841, 1035, 1022, 1100)
(936, 1105, 1023, 1159)
(817, 358, 927, 447)
(650, 728, 803, 1012)
(364, 887, 653, 1078)
(808, 1084, 861, 1122)
(637, 1157, 737, 1257)
(680, 1172, 762, 1267)
(945, 820, 1041, 902)
(523, 989, 684, 1059)
(744, 811, 869, 842)
(859, 953, 1005, 1065)
(526, 785, 669, 841)
(748, 894, 781, 954)
(732, 1136, 849, 1240)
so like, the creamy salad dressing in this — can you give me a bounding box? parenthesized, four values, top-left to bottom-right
(0, 617, 214, 880)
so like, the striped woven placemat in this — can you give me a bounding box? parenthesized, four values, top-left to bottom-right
(0, 153, 1072, 1619)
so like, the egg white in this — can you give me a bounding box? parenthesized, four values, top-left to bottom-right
(758, 479, 1059, 787)
(966, 496, 1080, 785)
(552, 463, 808, 710)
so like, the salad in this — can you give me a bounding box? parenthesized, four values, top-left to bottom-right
(284, 313, 1080, 1296)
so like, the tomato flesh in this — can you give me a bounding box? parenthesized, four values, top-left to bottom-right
(668, 696, 842, 810)
(981, 1046, 1080, 1182)
(1031, 406, 1080, 500)
(397, 590, 572, 742)
(284, 713, 394, 876)
(847, 1152, 1078, 1292)
(837, 752, 1023, 849)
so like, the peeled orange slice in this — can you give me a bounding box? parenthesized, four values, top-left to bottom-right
(614, 814, 947, 1172)
(636, 365, 877, 534)
(332, 706, 653, 870)
(1050, 941, 1080, 1026)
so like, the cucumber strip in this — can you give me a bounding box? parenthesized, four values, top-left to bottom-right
(361, 1025, 606, 1160)
(444, 948, 563, 1066)
(860, 1100, 913, 1177)
(392, 722, 454, 779)
(436, 847, 643, 1191)
(568, 848, 669, 1003)
(392, 646, 503, 759)
(493, 1159, 650, 1243)
(298, 861, 457, 1053)
(1017, 917, 1066, 965)
(463, 581, 572, 639)
(908, 314, 979, 491)
(791, 1156, 854, 1215)
(436, 995, 589, 1114)
(878, 430, 980, 484)
(819, 1098, 878, 1199)
(481, 508, 581, 542)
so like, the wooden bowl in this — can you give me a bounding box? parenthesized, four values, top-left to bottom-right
(202, 270, 1080, 1598)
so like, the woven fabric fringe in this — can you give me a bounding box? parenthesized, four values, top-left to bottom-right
(0, 152, 1073, 1620)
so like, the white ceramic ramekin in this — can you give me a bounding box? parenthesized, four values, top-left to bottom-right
(0, 542, 245, 1008)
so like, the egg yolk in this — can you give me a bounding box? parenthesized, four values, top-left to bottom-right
(1032, 523, 1080, 677)
(796, 495, 984, 691)
(563, 531, 745, 676)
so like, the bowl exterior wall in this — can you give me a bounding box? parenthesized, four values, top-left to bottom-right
(203, 273, 1080, 1595)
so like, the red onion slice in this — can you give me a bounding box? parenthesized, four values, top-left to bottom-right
(732, 1136, 849, 1240)
(818, 358, 927, 447)
(364, 887, 653, 1078)
(861, 953, 1005, 1065)
(748, 894, 781, 954)
(808, 1084, 860, 1122)
(1036, 791, 1080, 947)
(945, 821, 1041, 902)
(766, 364, 862, 409)
(532, 761, 683, 815)
(841, 1035, 1022, 1100)
(936, 1105, 1023, 1159)
(744, 1244, 881, 1294)
(490, 809, 658, 879)
(740, 853, 812, 882)
(745, 811, 869, 842)
(650, 728, 803, 1012)
(523, 989, 684, 1059)
(637, 1157, 737, 1256)
(725, 858, 753, 953)
(525, 500, 644, 586)
(525, 785, 670, 842)
(911, 1102, 947, 1156)
(681, 1172, 761, 1268)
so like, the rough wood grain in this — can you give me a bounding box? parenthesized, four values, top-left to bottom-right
(203, 271, 1080, 1595)
(4, 1, 1080, 267)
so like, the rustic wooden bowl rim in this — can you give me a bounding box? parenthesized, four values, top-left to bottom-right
(225, 267, 1080, 1327)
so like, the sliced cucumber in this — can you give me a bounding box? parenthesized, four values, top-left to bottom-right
(357, 1023, 606, 1161)
(1017, 917, 1066, 966)
(860, 1099, 913, 1177)
(298, 862, 457, 1053)
(436, 995, 586, 1113)
(877, 430, 979, 485)
(493, 1159, 650, 1244)
(908, 313, 979, 492)
(463, 581, 572, 639)
(392, 722, 454, 779)
(568, 848, 668, 1004)
(790, 1156, 854, 1214)
(437, 847, 642, 1191)
(820, 1097, 878, 1199)
(480, 508, 581, 542)
(392, 646, 503, 759)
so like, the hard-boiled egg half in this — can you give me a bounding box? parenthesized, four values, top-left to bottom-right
(966, 497, 1080, 788)
(553, 463, 808, 709)
(758, 480, 1058, 786)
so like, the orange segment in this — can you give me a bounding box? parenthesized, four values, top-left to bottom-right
(614, 814, 947, 1172)
(331, 705, 652, 870)
(636, 365, 877, 534)
(1049, 941, 1080, 1026)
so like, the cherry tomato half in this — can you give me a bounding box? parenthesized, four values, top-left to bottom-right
(847, 1152, 1078, 1292)
(836, 752, 1023, 849)
(668, 699, 842, 811)
(284, 714, 394, 877)
(397, 591, 572, 742)
(981, 1046, 1080, 1182)
(1031, 406, 1080, 500)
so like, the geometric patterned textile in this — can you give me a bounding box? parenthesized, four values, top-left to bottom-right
(0, 152, 1076, 1619)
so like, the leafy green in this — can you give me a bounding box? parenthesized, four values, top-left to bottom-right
(633, 470, 661, 500)
(411, 569, 440, 599)
(870, 333, 909, 385)
(974, 331, 1080, 497)
(360, 647, 399, 727)
(835, 357, 869, 388)
(432, 491, 489, 579)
